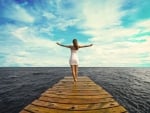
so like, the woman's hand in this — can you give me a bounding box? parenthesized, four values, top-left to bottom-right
(56, 42, 60, 45)
(90, 44, 93, 46)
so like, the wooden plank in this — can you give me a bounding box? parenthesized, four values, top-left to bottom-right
(51, 85, 102, 89)
(19, 110, 32, 113)
(53, 85, 99, 88)
(51, 87, 102, 90)
(31, 99, 120, 110)
(61, 78, 92, 81)
(20, 76, 128, 113)
(46, 89, 106, 93)
(55, 82, 97, 86)
(43, 90, 109, 96)
(41, 93, 112, 99)
(64, 76, 90, 79)
(38, 96, 114, 104)
(24, 104, 127, 113)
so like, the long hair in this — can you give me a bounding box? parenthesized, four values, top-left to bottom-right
(73, 39, 78, 50)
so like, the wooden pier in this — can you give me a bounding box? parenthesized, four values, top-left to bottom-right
(20, 76, 128, 113)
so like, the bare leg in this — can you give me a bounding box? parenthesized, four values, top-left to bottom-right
(75, 65, 78, 81)
(71, 65, 76, 83)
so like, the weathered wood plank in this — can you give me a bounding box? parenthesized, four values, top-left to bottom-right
(41, 93, 112, 99)
(20, 76, 128, 113)
(31, 99, 120, 110)
(24, 104, 127, 113)
(44, 90, 109, 96)
(38, 96, 115, 104)
(51, 87, 102, 90)
(46, 89, 107, 93)
(52, 85, 99, 89)
(55, 82, 97, 86)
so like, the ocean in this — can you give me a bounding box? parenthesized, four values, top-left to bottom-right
(0, 67, 150, 113)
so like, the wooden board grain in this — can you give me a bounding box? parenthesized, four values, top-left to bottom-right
(20, 76, 128, 113)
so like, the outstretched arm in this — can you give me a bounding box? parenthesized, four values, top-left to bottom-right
(79, 44, 93, 48)
(56, 42, 71, 48)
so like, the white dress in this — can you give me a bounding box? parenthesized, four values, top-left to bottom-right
(69, 49, 79, 65)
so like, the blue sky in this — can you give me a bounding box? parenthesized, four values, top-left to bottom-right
(0, 0, 150, 67)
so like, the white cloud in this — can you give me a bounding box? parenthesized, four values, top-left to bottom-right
(79, 29, 150, 67)
(4, 4, 34, 23)
(79, 0, 124, 29)
(7, 26, 71, 66)
(56, 18, 79, 30)
(135, 19, 150, 31)
(1, 0, 150, 67)
(5, 50, 69, 67)
(75, 0, 150, 67)
(11, 27, 55, 48)
(43, 12, 56, 19)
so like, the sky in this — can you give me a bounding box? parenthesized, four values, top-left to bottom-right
(0, 0, 150, 67)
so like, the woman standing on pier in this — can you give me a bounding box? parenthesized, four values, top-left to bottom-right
(56, 39, 93, 83)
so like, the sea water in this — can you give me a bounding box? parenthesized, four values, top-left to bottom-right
(0, 67, 150, 113)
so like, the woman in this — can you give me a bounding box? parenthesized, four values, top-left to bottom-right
(56, 39, 93, 83)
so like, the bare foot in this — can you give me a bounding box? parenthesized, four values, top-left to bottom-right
(73, 81, 77, 85)
(74, 78, 78, 83)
